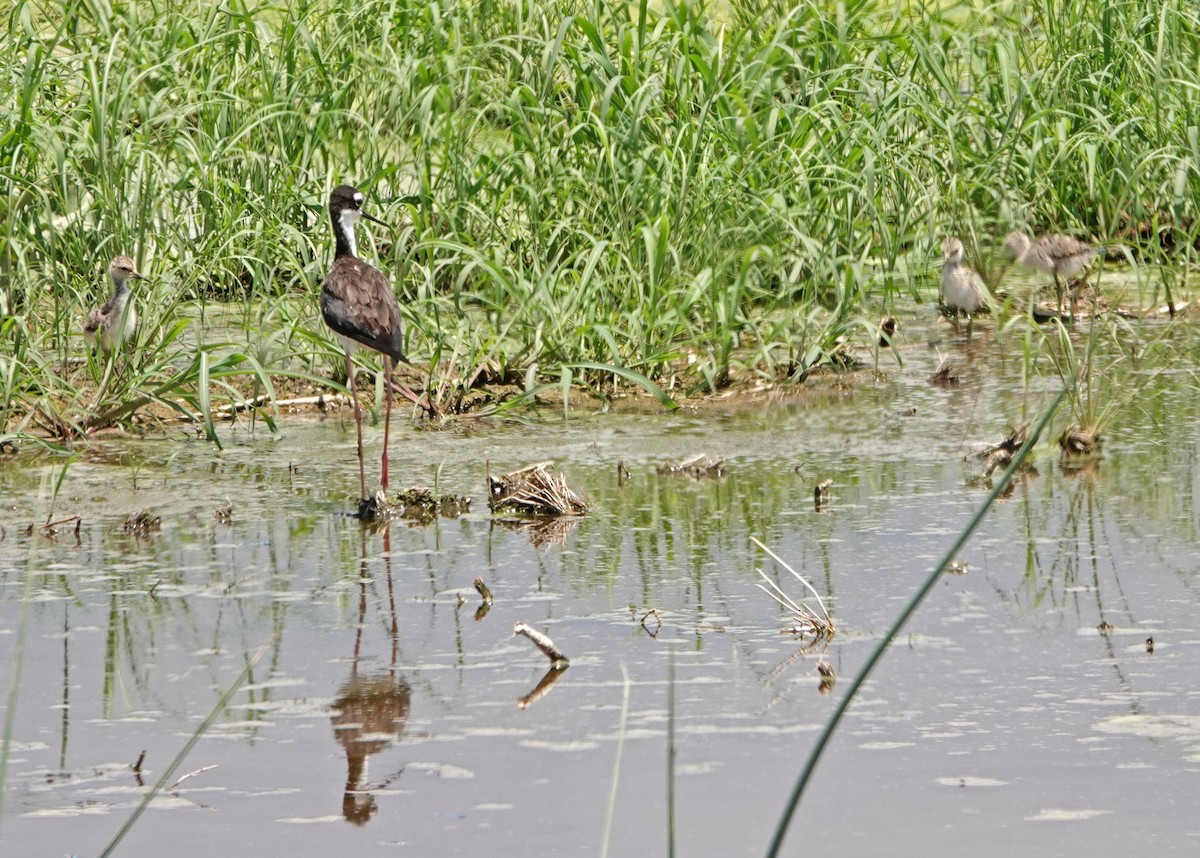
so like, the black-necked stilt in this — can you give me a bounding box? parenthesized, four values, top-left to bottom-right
(320, 184, 408, 504)
(1004, 231, 1097, 317)
(939, 237, 990, 334)
(84, 256, 143, 351)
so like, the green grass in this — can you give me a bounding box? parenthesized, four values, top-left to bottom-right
(3, 0, 1200, 439)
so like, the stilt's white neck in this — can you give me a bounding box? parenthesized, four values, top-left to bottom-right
(338, 208, 361, 258)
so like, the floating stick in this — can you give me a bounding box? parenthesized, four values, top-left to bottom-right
(513, 622, 569, 666)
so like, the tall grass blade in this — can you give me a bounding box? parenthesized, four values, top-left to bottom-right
(197, 350, 219, 447)
(667, 646, 676, 858)
(97, 638, 272, 858)
(598, 664, 632, 858)
(46, 452, 79, 525)
(764, 388, 1068, 858)
(0, 568, 34, 835)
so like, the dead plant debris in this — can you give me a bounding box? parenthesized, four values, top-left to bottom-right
(493, 515, 584, 547)
(928, 360, 960, 386)
(487, 462, 589, 516)
(977, 424, 1031, 476)
(655, 453, 726, 480)
(123, 510, 161, 537)
(753, 536, 835, 638)
(358, 486, 472, 522)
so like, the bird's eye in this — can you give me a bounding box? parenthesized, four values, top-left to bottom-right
(353, 193, 364, 205)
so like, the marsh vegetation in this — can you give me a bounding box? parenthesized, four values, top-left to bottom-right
(3, 0, 1200, 444)
(5, 0, 1200, 854)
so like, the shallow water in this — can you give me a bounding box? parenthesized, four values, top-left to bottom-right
(2, 313, 1200, 856)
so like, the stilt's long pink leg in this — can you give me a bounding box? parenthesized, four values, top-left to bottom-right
(346, 351, 367, 501)
(381, 357, 393, 491)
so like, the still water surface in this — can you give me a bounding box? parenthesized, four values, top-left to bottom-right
(2, 318, 1199, 856)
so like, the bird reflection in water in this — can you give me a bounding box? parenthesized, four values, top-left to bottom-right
(330, 520, 411, 825)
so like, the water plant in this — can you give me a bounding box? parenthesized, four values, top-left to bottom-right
(1046, 310, 1175, 459)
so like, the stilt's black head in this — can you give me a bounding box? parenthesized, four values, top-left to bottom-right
(329, 185, 386, 227)
(328, 185, 388, 259)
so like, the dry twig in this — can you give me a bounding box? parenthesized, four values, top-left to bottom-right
(513, 621, 569, 666)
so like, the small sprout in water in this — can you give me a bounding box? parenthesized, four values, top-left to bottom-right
(817, 661, 835, 695)
(473, 577, 493, 605)
(1146, 637, 1155, 653)
(878, 316, 897, 347)
(1098, 621, 1115, 635)
(1060, 427, 1103, 458)
(813, 479, 834, 510)
(944, 560, 969, 575)
(928, 360, 960, 387)
(131, 749, 146, 787)
(617, 460, 630, 486)
(214, 501, 233, 522)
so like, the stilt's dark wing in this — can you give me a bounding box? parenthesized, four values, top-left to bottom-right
(84, 306, 105, 335)
(320, 258, 407, 363)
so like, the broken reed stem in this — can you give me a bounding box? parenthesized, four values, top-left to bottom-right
(752, 536, 834, 630)
(513, 622, 569, 666)
(167, 764, 218, 792)
(473, 577, 493, 605)
(41, 514, 81, 530)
